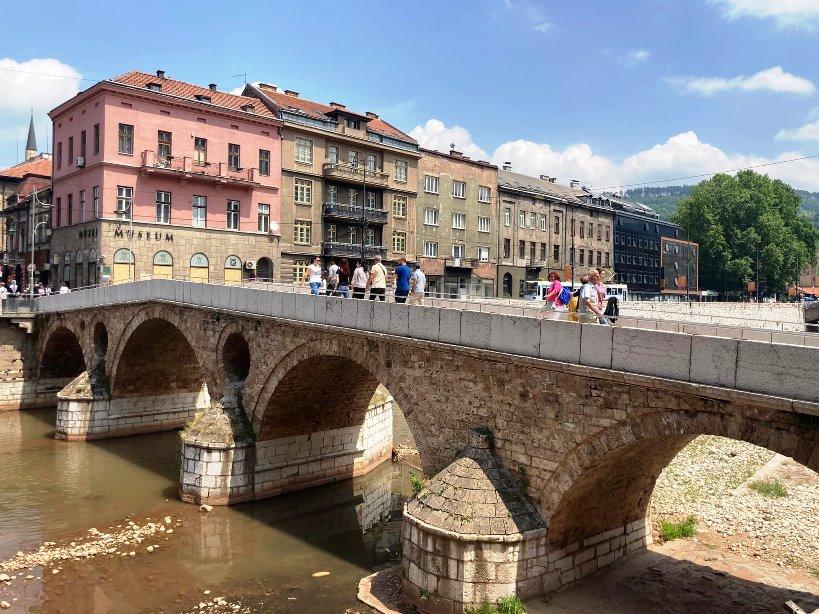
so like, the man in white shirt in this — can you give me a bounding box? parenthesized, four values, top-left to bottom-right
(367, 255, 388, 301)
(59, 282, 70, 294)
(302, 256, 323, 295)
(327, 260, 340, 293)
(408, 263, 426, 305)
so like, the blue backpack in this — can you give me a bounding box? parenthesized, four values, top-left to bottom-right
(558, 286, 573, 305)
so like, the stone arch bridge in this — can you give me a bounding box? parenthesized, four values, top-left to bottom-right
(32, 280, 819, 610)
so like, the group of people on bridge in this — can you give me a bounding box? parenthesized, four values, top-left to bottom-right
(302, 256, 427, 304)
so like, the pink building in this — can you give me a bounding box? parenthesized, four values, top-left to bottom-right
(49, 69, 283, 287)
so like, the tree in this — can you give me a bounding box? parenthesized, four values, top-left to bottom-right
(672, 171, 817, 295)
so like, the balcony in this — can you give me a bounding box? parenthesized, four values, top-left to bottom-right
(323, 202, 388, 224)
(444, 258, 473, 270)
(321, 242, 388, 259)
(322, 162, 389, 188)
(141, 151, 257, 187)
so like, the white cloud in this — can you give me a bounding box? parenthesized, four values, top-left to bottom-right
(229, 81, 261, 96)
(711, 0, 819, 28)
(667, 66, 815, 96)
(619, 49, 651, 67)
(410, 119, 819, 191)
(0, 58, 82, 112)
(776, 120, 819, 140)
(409, 119, 489, 160)
(532, 21, 553, 33)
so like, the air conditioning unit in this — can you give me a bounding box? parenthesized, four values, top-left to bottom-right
(75, 156, 85, 167)
(244, 260, 256, 270)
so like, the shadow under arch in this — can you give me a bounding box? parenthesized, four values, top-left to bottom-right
(539, 409, 819, 548)
(39, 325, 86, 380)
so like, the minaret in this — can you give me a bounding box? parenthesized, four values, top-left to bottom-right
(24, 113, 37, 161)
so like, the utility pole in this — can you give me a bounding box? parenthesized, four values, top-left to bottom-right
(359, 152, 368, 264)
(756, 242, 760, 303)
(29, 187, 51, 298)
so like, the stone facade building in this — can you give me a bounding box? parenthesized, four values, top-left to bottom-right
(416, 148, 498, 297)
(48, 70, 283, 288)
(242, 83, 420, 282)
(497, 168, 614, 298)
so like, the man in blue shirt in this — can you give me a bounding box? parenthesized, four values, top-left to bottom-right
(393, 257, 412, 303)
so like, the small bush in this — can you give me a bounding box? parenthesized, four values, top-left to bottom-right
(661, 515, 697, 541)
(464, 602, 497, 614)
(419, 589, 431, 601)
(410, 471, 425, 495)
(497, 595, 526, 614)
(749, 479, 788, 498)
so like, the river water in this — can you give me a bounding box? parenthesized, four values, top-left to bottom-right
(0, 407, 419, 613)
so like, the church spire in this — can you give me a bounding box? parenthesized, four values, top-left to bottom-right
(25, 112, 37, 161)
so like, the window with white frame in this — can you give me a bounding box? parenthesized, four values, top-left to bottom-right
(79, 190, 86, 222)
(519, 211, 525, 227)
(118, 124, 133, 155)
(258, 203, 270, 233)
(424, 241, 438, 257)
(293, 260, 308, 282)
(228, 143, 240, 170)
(477, 246, 489, 261)
(116, 186, 133, 220)
(424, 208, 439, 226)
(327, 223, 337, 242)
(529, 212, 536, 228)
(392, 195, 407, 218)
(367, 191, 377, 208)
(348, 150, 359, 167)
(364, 228, 375, 246)
(452, 212, 466, 229)
(452, 180, 466, 198)
(366, 153, 377, 171)
(294, 178, 312, 204)
(327, 145, 339, 164)
(478, 186, 491, 203)
(478, 216, 490, 233)
(327, 185, 338, 204)
(348, 227, 357, 244)
(504, 208, 511, 226)
(293, 219, 311, 244)
(156, 191, 171, 224)
(452, 244, 465, 258)
(227, 200, 240, 230)
(394, 159, 407, 182)
(392, 231, 406, 253)
(93, 186, 100, 218)
(192, 195, 207, 227)
(539, 214, 547, 231)
(295, 138, 313, 164)
(424, 175, 439, 194)
(349, 189, 358, 206)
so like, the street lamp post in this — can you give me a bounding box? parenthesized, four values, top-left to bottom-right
(29, 187, 51, 299)
(358, 152, 368, 263)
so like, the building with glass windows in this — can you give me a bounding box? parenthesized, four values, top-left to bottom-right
(48, 70, 283, 288)
(241, 83, 420, 282)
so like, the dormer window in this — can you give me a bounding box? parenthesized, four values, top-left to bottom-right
(241, 104, 255, 112)
(146, 82, 162, 92)
(346, 118, 360, 130)
(195, 94, 211, 103)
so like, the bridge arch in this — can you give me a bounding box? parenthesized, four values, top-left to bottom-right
(39, 324, 86, 380)
(540, 408, 818, 548)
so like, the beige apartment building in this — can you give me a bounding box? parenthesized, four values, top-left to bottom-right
(497, 168, 614, 298)
(416, 148, 498, 297)
(244, 83, 420, 282)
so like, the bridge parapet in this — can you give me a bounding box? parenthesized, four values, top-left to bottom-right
(36, 279, 819, 408)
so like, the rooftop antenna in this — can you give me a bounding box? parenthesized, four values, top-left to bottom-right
(233, 73, 247, 85)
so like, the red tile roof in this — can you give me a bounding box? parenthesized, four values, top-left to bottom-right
(0, 156, 52, 180)
(256, 84, 416, 144)
(111, 71, 279, 120)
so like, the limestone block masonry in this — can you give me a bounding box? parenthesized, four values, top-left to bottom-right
(180, 399, 394, 505)
(0, 319, 50, 411)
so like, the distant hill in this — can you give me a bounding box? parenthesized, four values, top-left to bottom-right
(625, 185, 819, 227)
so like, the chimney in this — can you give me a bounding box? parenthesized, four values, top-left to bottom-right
(258, 83, 278, 91)
(502, 162, 512, 171)
(365, 111, 379, 119)
(449, 149, 463, 157)
(284, 89, 299, 97)
(550, 177, 557, 183)
(570, 179, 580, 188)
(539, 174, 550, 181)
(156, 69, 166, 79)
(209, 83, 217, 92)
(329, 102, 346, 109)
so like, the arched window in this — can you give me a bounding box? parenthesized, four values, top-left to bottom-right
(256, 257, 273, 281)
(63, 252, 71, 285)
(51, 252, 61, 289)
(224, 255, 242, 285)
(190, 253, 209, 282)
(112, 248, 134, 283)
(153, 250, 173, 279)
(74, 250, 85, 288)
(88, 248, 98, 286)
(502, 273, 513, 298)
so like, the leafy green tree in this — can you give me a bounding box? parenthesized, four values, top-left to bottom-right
(672, 171, 817, 295)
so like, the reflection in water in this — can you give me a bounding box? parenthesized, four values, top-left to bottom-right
(0, 407, 417, 613)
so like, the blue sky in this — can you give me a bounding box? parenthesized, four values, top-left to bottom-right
(3, 0, 819, 189)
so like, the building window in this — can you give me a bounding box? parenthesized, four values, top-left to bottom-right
(150, 190, 170, 224)
(227, 200, 240, 230)
(295, 138, 313, 164)
(67, 193, 73, 224)
(596, 251, 602, 266)
(539, 215, 547, 231)
(80, 130, 86, 158)
(605, 252, 610, 267)
(519, 211, 525, 227)
(478, 186, 491, 203)
(118, 124, 133, 155)
(228, 143, 240, 170)
(294, 220, 311, 244)
(579, 248, 585, 266)
(424, 175, 439, 194)
(327, 145, 339, 164)
(597, 224, 602, 241)
(503, 238, 511, 258)
(116, 186, 133, 220)
(366, 154, 377, 172)
(258, 204, 270, 233)
(348, 150, 359, 167)
(324, 185, 337, 204)
(529, 212, 536, 228)
(452, 244, 465, 258)
(394, 159, 407, 182)
(452, 180, 466, 198)
(530, 242, 536, 261)
(68, 137, 74, 164)
(478, 216, 490, 233)
(259, 149, 270, 176)
(392, 195, 407, 218)
(579, 221, 585, 238)
(349, 227, 357, 245)
(553, 215, 560, 234)
(605, 226, 610, 241)
(452, 212, 466, 230)
(478, 246, 489, 261)
(367, 191, 377, 209)
(327, 223, 337, 242)
(192, 195, 207, 227)
(553, 244, 560, 261)
(393, 231, 406, 253)
(93, 124, 100, 155)
(364, 228, 375, 246)
(79, 190, 86, 222)
(194, 137, 207, 164)
(424, 208, 439, 226)
(158, 130, 172, 162)
(518, 240, 525, 258)
(349, 189, 358, 206)
(423, 241, 438, 257)
(293, 260, 308, 282)
(57, 142, 62, 169)
(540, 243, 547, 261)
(504, 208, 511, 226)
(56, 197, 61, 226)
(92, 186, 100, 218)
(294, 178, 312, 204)
(346, 118, 360, 130)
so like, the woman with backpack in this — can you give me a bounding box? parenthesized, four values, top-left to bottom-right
(544, 272, 570, 311)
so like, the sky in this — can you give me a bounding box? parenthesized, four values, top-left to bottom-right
(2, 0, 819, 190)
